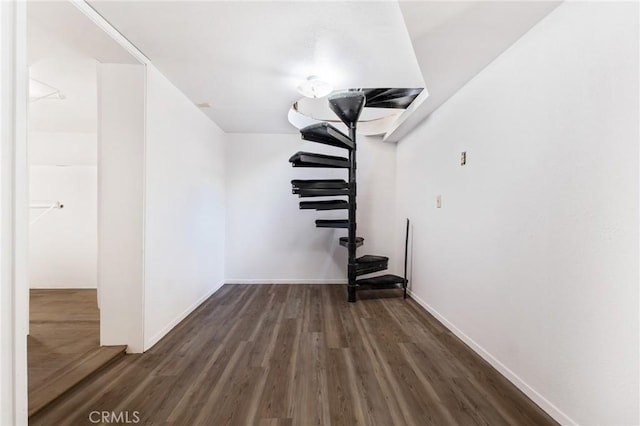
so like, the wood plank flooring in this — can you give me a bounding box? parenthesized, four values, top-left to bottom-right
(30, 285, 557, 425)
(28, 289, 126, 417)
(29, 289, 101, 398)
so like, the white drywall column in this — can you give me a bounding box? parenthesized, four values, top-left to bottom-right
(0, 1, 28, 423)
(395, 2, 638, 424)
(143, 66, 226, 350)
(70, 3, 228, 353)
(97, 63, 145, 353)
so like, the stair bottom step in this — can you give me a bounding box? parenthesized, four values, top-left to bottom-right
(29, 345, 127, 418)
(355, 255, 389, 276)
(356, 274, 406, 290)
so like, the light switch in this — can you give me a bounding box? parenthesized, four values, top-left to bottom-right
(461, 151, 467, 166)
(436, 195, 442, 208)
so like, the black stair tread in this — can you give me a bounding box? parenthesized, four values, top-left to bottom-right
(289, 151, 349, 168)
(356, 282, 404, 291)
(339, 236, 364, 248)
(356, 274, 405, 286)
(290, 161, 348, 169)
(289, 151, 349, 162)
(362, 88, 393, 103)
(356, 255, 389, 263)
(355, 254, 389, 276)
(300, 123, 354, 150)
(362, 88, 423, 109)
(300, 200, 348, 210)
(291, 179, 349, 195)
(291, 179, 347, 189)
(329, 91, 366, 126)
(295, 188, 350, 197)
(289, 151, 347, 163)
(316, 219, 349, 228)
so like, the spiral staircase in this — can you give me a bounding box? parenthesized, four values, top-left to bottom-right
(289, 90, 410, 303)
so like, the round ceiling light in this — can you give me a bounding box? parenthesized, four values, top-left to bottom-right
(296, 76, 333, 99)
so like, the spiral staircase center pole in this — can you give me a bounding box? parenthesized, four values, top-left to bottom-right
(347, 122, 357, 303)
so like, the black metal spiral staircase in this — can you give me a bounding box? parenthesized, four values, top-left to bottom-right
(289, 90, 409, 303)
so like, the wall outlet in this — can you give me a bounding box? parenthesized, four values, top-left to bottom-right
(460, 151, 467, 166)
(436, 195, 442, 208)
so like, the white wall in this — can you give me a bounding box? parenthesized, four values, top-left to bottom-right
(225, 132, 397, 283)
(29, 165, 97, 288)
(28, 131, 97, 165)
(28, 131, 97, 289)
(395, 2, 638, 425)
(95, 63, 228, 353)
(27, 1, 100, 291)
(143, 66, 226, 350)
(97, 63, 145, 353)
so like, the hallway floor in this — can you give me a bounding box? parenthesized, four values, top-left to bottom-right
(28, 289, 100, 400)
(31, 284, 557, 425)
(28, 289, 127, 418)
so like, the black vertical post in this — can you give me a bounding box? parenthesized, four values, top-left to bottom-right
(403, 218, 410, 299)
(347, 122, 357, 303)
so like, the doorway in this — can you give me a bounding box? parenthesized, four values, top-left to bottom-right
(25, 1, 143, 418)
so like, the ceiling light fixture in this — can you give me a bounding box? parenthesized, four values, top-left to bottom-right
(296, 76, 333, 99)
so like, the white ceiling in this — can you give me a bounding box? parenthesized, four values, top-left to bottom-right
(28, 1, 140, 65)
(385, 0, 561, 142)
(28, 15, 98, 133)
(82, 1, 560, 137)
(27, 1, 141, 134)
(89, 1, 425, 133)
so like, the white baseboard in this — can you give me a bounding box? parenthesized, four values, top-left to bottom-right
(224, 279, 347, 285)
(407, 289, 575, 426)
(144, 282, 224, 351)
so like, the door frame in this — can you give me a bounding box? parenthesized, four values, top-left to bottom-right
(1, 1, 28, 424)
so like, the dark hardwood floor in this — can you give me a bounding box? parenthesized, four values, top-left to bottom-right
(28, 289, 126, 417)
(29, 289, 101, 397)
(31, 284, 557, 425)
